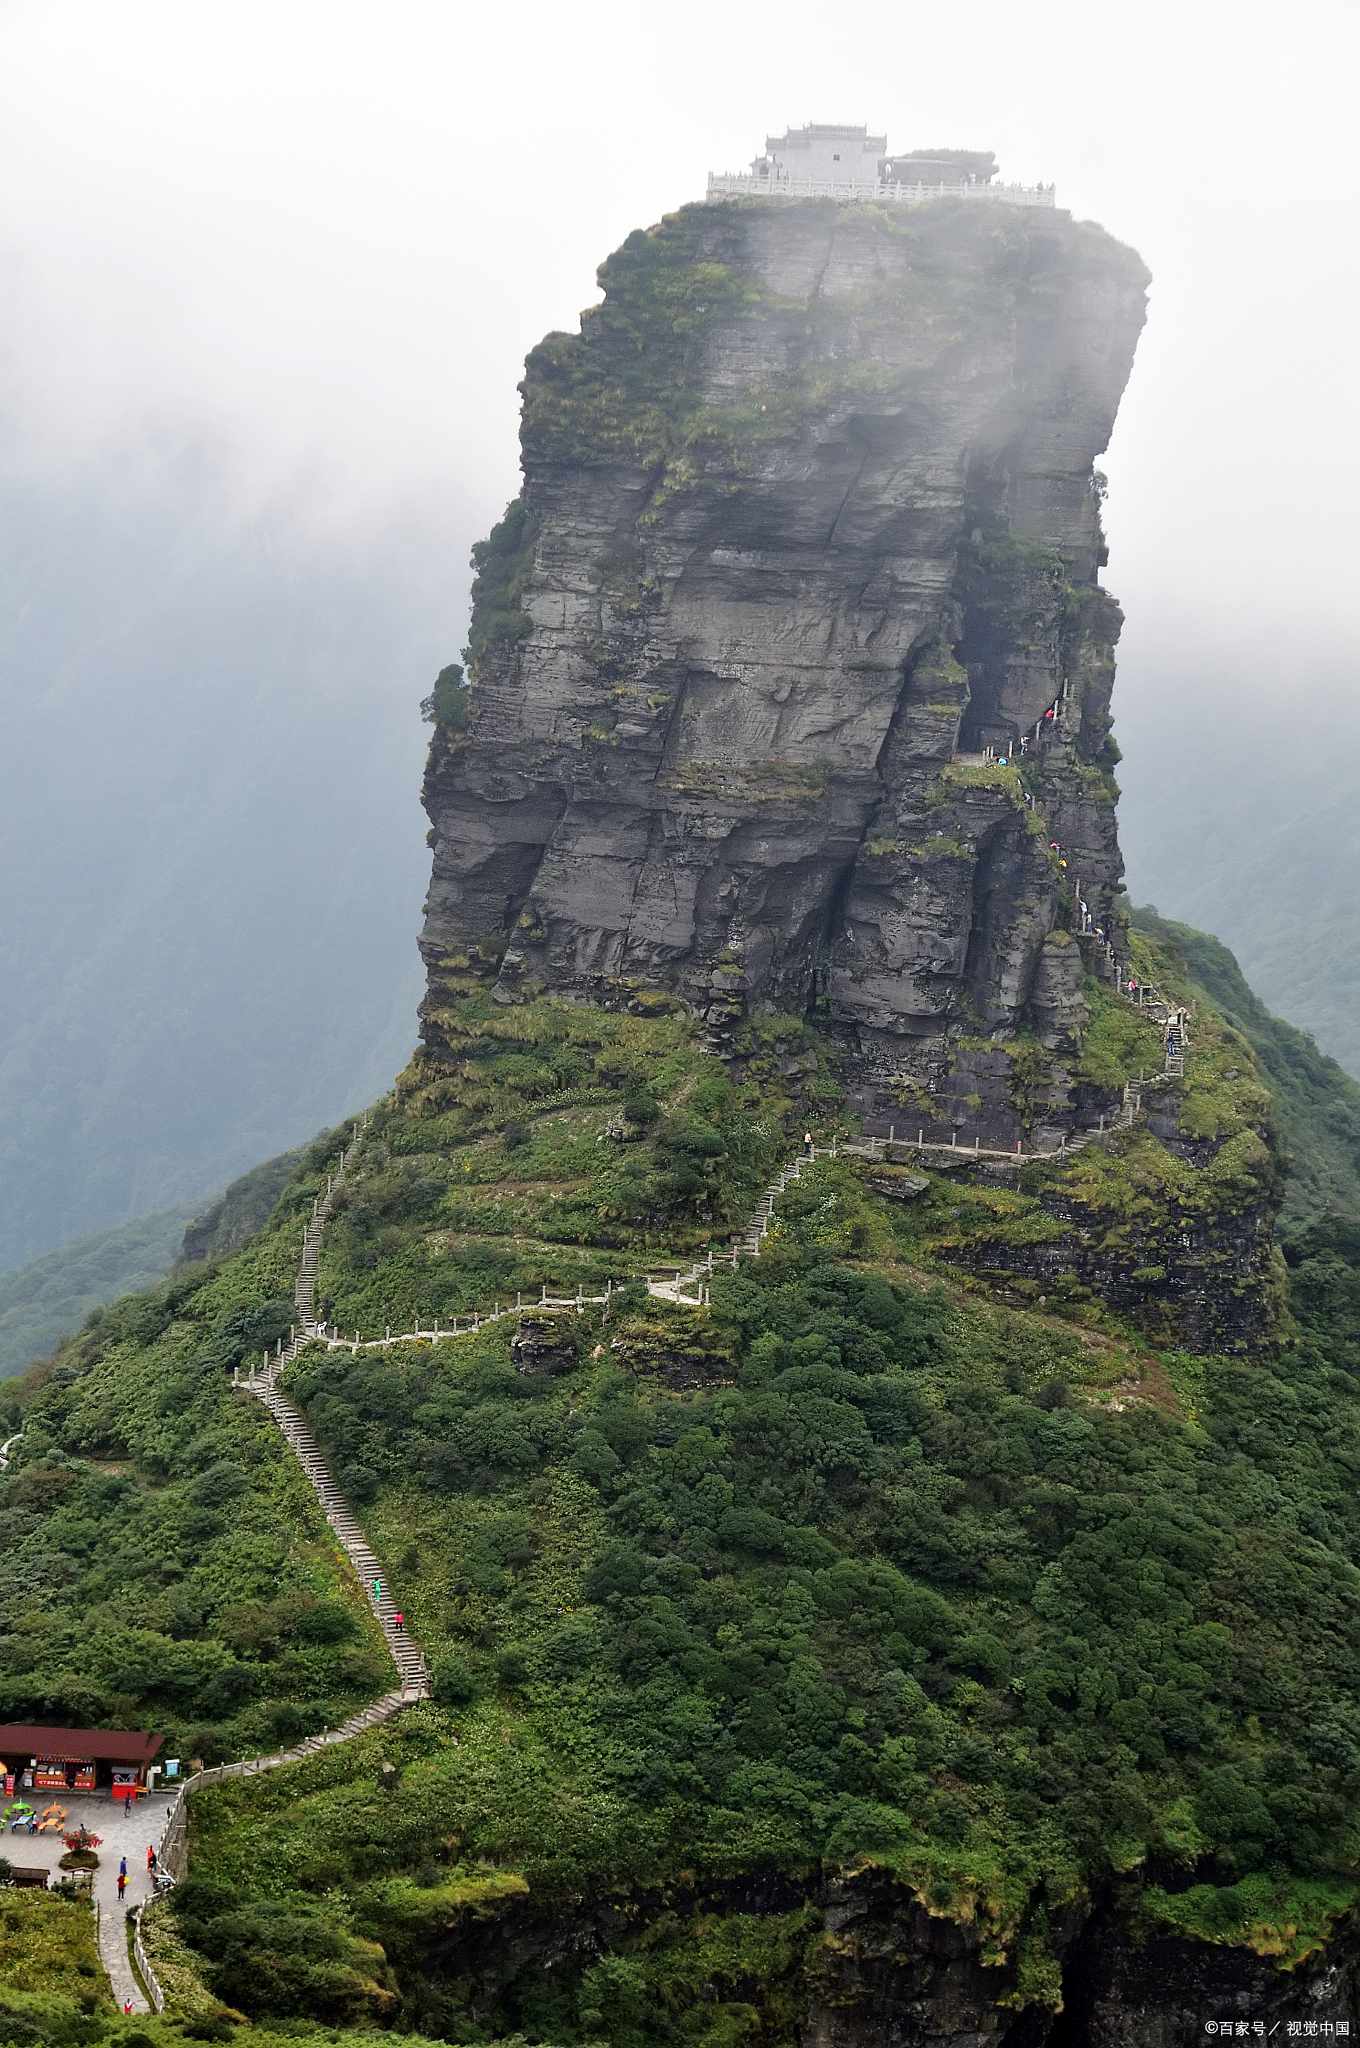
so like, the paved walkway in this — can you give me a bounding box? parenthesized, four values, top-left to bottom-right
(6, 1789, 177, 2012)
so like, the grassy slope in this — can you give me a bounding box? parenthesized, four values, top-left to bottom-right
(864, 922, 1287, 1348)
(164, 1145, 1360, 2040)
(6, 969, 1360, 2041)
(0, 1207, 197, 1382)
(1132, 907, 1360, 1231)
(0, 1981, 446, 2048)
(311, 994, 807, 1340)
(0, 1891, 108, 2007)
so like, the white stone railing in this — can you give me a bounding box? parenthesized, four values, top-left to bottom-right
(706, 174, 1056, 209)
(131, 1905, 165, 2014)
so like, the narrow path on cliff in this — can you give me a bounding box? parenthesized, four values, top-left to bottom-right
(120, 1014, 1198, 2012)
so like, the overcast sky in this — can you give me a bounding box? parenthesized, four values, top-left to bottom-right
(0, 0, 1355, 1264)
(0, 0, 1356, 679)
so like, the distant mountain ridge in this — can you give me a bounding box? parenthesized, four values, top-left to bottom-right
(1118, 682, 1360, 1081)
(0, 450, 449, 1274)
(0, 1143, 311, 1378)
(0, 1202, 196, 1379)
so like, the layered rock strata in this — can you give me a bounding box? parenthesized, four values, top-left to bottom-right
(420, 195, 1149, 1111)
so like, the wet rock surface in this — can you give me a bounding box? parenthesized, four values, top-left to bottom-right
(399, 1867, 1358, 2045)
(510, 1318, 578, 1376)
(420, 197, 1148, 1104)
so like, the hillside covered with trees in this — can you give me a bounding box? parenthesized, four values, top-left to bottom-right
(5, 924, 1360, 2040)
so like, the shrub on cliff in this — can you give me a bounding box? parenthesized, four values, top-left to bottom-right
(419, 661, 469, 733)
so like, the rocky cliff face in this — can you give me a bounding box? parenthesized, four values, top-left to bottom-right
(382, 1864, 1360, 2046)
(420, 196, 1148, 1113)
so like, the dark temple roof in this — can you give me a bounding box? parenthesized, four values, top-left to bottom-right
(0, 1725, 165, 1764)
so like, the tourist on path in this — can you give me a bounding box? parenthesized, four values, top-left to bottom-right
(117, 1872, 126, 1900)
(394, 1612, 404, 1633)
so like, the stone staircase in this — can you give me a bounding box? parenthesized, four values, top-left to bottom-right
(744, 1150, 821, 1250)
(296, 1122, 365, 1337)
(240, 1371, 428, 1693)
(241, 1059, 1202, 1638)
(134, 1678, 425, 2015)
(236, 1108, 429, 1698)
(645, 1149, 843, 1302)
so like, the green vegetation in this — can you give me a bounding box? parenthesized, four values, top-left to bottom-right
(0, 1206, 197, 1383)
(420, 666, 471, 735)
(930, 760, 1029, 803)
(0, 1129, 394, 1755)
(177, 1149, 307, 1270)
(146, 1863, 400, 2026)
(0, 1891, 107, 2006)
(871, 926, 1286, 1347)
(908, 832, 970, 860)
(338, 993, 800, 1337)
(1063, 982, 1278, 1252)
(1133, 908, 1360, 1229)
(124, 1150, 1360, 2035)
(8, 949, 1360, 2035)
(462, 501, 538, 682)
(0, 1988, 456, 2048)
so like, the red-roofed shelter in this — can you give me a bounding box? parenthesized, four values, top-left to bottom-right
(0, 1724, 164, 1799)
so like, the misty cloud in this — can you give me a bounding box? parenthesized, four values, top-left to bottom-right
(0, 0, 1356, 1273)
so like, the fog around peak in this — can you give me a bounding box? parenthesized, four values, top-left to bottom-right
(1, 0, 1356, 615)
(0, 0, 1356, 1269)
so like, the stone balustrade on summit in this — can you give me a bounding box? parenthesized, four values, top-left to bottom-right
(705, 173, 1057, 208)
